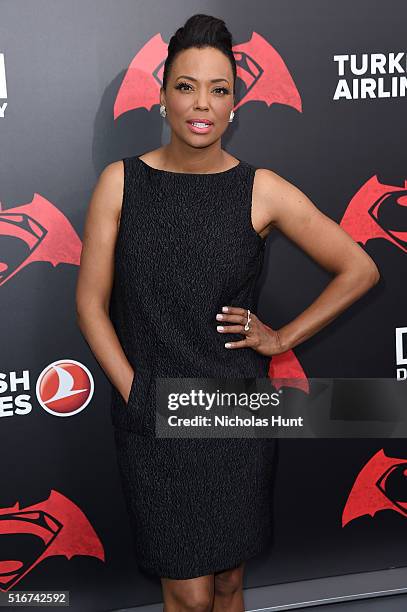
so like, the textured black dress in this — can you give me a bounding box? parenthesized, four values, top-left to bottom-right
(109, 154, 277, 579)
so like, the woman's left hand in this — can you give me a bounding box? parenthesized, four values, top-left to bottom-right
(216, 306, 287, 356)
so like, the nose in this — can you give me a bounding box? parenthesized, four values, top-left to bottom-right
(193, 91, 210, 110)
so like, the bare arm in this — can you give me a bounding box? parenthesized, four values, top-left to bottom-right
(75, 161, 134, 402)
(255, 169, 380, 353)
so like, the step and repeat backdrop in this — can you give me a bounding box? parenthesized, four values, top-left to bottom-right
(1, 0, 406, 610)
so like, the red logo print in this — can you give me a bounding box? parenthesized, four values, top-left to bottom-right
(36, 359, 94, 416)
(114, 31, 302, 119)
(0, 195, 82, 287)
(340, 177, 407, 253)
(0, 490, 104, 591)
(342, 448, 407, 527)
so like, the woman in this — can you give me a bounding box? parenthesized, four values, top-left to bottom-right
(76, 13, 380, 612)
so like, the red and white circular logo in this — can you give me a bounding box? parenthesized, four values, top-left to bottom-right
(36, 359, 94, 416)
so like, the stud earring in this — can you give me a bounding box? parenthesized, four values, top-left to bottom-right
(159, 104, 167, 118)
(229, 110, 234, 123)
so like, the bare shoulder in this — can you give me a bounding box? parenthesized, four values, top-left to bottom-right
(254, 166, 289, 185)
(88, 160, 124, 230)
(100, 159, 124, 180)
(252, 166, 322, 233)
(253, 166, 300, 204)
(98, 160, 124, 203)
(251, 167, 299, 236)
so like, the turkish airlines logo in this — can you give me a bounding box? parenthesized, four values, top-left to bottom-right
(342, 449, 407, 526)
(0, 489, 105, 591)
(114, 32, 302, 119)
(0, 53, 7, 118)
(0, 194, 82, 287)
(36, 359, 94, 416)
(334, 52, 407, 101)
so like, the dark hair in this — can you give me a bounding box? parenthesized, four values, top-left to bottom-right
(162, 14, 236, 93)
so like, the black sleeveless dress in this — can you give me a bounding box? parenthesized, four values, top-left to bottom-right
(109, 154, 277, 580)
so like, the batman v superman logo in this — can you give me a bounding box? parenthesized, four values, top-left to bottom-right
(0, 490, 104, 592)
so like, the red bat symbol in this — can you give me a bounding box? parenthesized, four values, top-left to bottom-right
(114, 32, 302, 119)
(0, 194, 82, 286)
(0, 489, 104, 591)
(268, 351, 309, 394)
(342, 448, 407, 527)
(340, 177, 407, 253)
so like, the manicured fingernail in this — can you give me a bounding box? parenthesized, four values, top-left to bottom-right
(216, 314, 223, 320)
(225, 343, 232, 348)
(217, 326, 224, 331)
(222, 306, 229, 312)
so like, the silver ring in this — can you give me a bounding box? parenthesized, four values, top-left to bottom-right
(244, 308, 251, 332)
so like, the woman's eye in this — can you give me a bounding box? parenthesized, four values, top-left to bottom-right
(175, 83, 230, 95)
(175, 82, 192, 91)
(214, 87, 229, 95)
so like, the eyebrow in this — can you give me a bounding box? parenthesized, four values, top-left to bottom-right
(176, 75, 230, 85)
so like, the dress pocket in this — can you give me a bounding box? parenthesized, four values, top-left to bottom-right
(125, 371, 138, 406)
(126, 367, 152, 409)
(110, 366, 154, 435)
